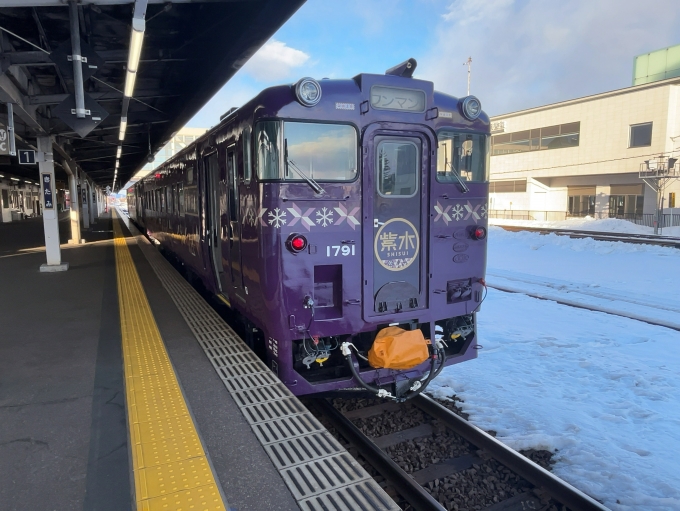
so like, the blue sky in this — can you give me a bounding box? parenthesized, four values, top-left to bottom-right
(188, 0, 680, 128)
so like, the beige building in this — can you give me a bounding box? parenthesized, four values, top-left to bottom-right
(122, 126, 208, 191)
(488, 75, 680, 223)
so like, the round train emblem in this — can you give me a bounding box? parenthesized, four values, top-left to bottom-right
(374, 218, 420, 272)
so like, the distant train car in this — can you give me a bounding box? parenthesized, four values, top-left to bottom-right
(130, 59, 489, 400)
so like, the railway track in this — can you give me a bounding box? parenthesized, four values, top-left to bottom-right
(306, 395, 610, 511)
(496, 225, 680, 249)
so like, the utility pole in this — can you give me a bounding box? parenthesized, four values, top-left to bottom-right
(640, 156, 678, 235)
(463, 57, 472, 96)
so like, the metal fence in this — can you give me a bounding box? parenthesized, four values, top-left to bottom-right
(489, 210, 568, 221)
(490, 210, 680, 228)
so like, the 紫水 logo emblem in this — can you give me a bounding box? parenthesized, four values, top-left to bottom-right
(374, 218, 420, 271)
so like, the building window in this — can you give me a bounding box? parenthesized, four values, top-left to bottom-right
(568, 195, 595, 216)
(489, 179, 527, 193)
(629, 122, 652, 148)
(609, 195, 644, 217)
(491, 122, 580, 155)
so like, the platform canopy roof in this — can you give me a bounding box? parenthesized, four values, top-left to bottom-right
(0, 0, 305, 190)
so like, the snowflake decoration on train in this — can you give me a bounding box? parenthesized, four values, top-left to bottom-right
(480, 204, 488, 219)
(245, 207, 256, 227)
(316, 207, 334, 227)
(451, 204, 464, 221)
(268, 208, 287, 228)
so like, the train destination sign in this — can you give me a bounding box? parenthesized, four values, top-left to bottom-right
(370, 85, 426, 113)
(42, 173, 54, 209)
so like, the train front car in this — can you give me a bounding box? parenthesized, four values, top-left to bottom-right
(257, 60, 490, 401)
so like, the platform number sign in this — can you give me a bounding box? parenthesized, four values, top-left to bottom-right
(19, 149, 36, 165)
(42, 173, 54, 210)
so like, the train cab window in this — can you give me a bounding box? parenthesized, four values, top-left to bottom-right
(436, 131, 489, 183)
(283, 122, 357, 181)
(376, 139, 419, 197)
(256, 120, 357, 182)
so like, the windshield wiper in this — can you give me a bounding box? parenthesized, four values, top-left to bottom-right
(447, 162, 470, 193)
(284, 139, 325, 195)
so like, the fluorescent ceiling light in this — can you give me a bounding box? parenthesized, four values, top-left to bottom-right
(127, 19, 145, 73)
(116, 146, 122, 158)
(11, 177, 20, 181)
(115, 160, 119, 168)
(124, 19, 145, 98)
(124, 70, 137, 98)
(0, 174, 4, 177)
(119, 117, 127, 141)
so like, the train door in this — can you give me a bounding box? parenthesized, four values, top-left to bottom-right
(203, 151, 226, 291)
(362, 125, 430, 317)
(226, 144, 244, 295)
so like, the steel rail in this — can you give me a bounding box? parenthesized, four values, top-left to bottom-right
(413, 394, 611, 511)
(312, 398, 446, 511)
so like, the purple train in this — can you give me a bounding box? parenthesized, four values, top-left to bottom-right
(128, 59, 489, 401)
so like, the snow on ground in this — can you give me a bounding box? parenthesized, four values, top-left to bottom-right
(490, 216, 680, 237)
(430, 226, 680, 510)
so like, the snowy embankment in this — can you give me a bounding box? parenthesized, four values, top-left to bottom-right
(431, 226, 680, 511)
(490, 216, 680, 237)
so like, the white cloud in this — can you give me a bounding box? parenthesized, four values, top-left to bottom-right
(241, 40, 310, 82)
(442, 0, 514, 25)
(420, 0, 680, 116)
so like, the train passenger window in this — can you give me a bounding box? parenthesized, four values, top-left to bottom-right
(436, 131, 489, 183)
(178, 185, 184, 214)
(243, 127, 252, 184)
(255, 121, 281, 180)
(167, 186, 174, 214)
(376, 140, 418, 197)
(283, 122, 357, 181)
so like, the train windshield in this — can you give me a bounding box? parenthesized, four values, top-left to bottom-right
(436, 131, 489, 183)
(256, 121, 357, 181)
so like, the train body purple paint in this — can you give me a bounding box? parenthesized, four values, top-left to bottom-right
(128, 66, 489, 398)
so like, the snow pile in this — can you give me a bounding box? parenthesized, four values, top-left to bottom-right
(431, 228, 680, 510)
(490, 216, 680, 236)
(485, 227, 680, 327)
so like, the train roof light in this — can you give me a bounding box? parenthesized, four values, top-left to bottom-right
(460, 95, 482, 121)
(295, 78, 322, 107)
(472, 226, 487, 240)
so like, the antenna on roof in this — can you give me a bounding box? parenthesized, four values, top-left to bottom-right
(463, 57, 472, 95)
(385, 58, 417, 78)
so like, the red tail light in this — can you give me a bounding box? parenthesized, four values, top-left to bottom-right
(287, 234, 308, 252)
(472, 226, 487, 240)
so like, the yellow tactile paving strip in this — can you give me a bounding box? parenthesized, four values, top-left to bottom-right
(112, 212, 227, 511)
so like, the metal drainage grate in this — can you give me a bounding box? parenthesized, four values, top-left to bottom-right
(133, 232, 399, 511)
(298, 479, 399, 511)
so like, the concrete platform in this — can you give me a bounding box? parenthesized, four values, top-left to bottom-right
(0, 210, 395, 511)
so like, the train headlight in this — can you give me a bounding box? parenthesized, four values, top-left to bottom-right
(287, 233, 308, 253)
(295, 77, 322, 107)
(460, 95, 482, 121)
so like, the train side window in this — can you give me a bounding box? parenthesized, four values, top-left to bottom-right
(178, 184, 184, 214)
(436, 131, 489, 183)
(255, 121, 281, 180)
(243, 126, 252, 184)
(376, 139, 419, 197)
